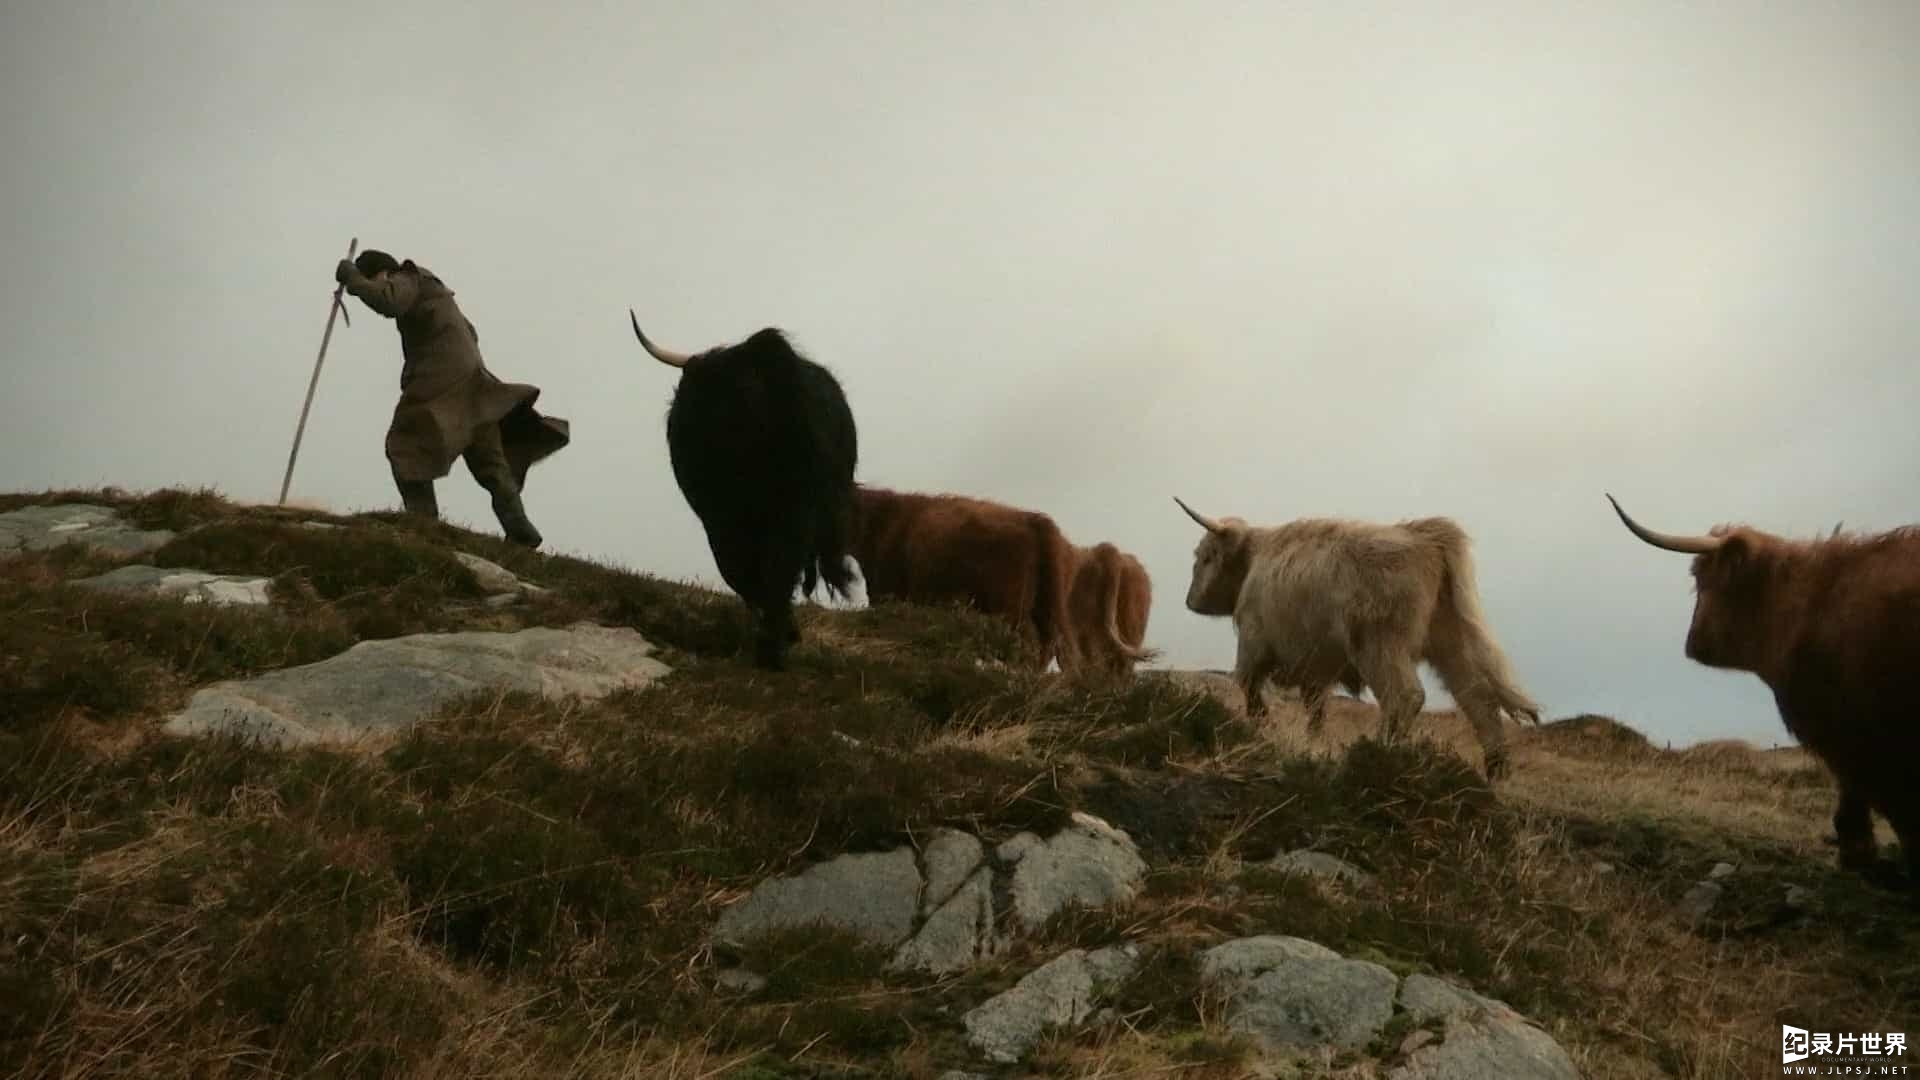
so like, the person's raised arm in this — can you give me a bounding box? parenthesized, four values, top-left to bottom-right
(335, 259, 421, 318)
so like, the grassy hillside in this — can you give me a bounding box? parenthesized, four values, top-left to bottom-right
(1, 488, 1914, 1078)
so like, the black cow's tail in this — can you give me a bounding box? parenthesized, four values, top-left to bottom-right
(788, 359, 858, 605)
(809, 491, 857, 602)
(800, 455, 857, 603)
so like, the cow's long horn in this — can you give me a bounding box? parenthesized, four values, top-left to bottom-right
(629, 309, 691, 368)
(1606, 494, 1720, 555)
(1173, 496, 1225, 534)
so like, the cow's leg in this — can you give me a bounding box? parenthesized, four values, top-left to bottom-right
(751, 545, 801, 671)
(746, 588, 794, 671)
(1354, 646, 1424, 745)
(1833, 785, 1877, 873)
(1340, 664, 1366, 699)
(1428, 650, 1512, 780)
(703, 531, 780, 667)
(1235, 635, 1276, 720)
(1301, 682, 1333, 736)
(1473, 711, 1511, 780)
(755, 603, 795, 670)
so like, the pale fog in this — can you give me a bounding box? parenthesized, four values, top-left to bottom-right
(4, 3, 1917, 749)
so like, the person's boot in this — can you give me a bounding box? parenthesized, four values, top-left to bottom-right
(395, 480, 439, 519)
(490, 488, 543, 549)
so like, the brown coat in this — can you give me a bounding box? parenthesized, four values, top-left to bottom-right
(342, 262, 570, 485)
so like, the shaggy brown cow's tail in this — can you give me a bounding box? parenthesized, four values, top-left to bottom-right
(1407, 517, 1541, 724)
(1031, 517, 1082, 674)
(1101, 551, 1159, 663)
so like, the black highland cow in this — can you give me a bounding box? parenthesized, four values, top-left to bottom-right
(630, 311, 858, 669)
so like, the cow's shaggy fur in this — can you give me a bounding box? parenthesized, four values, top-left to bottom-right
(635, 316, 857, 670)
(1066, 542, 1158, 680)
(848, 485, 1080, 674)
(1611, 494, 1920, 887)
(1176, 498, 1539, 778)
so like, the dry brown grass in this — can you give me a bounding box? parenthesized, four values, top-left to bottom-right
(1128, 670, 1918, 1078)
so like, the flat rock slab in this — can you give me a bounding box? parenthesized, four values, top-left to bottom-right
(963, 945, 1140, 1063)
(1200, 935, 1399, 1051)
(0, 504, 175, 558)
(163, 622, 670, 746)
(1397, 973, 1515, 1024)
(1269, 849, 1375, 889)
(997, 811, 1148, 931)
(452, 551, 547, 597)
(1196, 937, 1582, 1074)
(713, 848, 922, 950)
(1387, 1015, 1581, 1080)
(890, 866, 994, 975)
(73, 564, 273, 606)
(716, 816, 1147, 979)
(922, 830, 986, 914)
(1678, 880, 1722, 922)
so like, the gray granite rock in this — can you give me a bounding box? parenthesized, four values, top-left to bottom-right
(73, 564, 273, 606)
(0, 503, 174, 558)
(1678, 880, 1722, 922)
(922, 830, 986, 914)
(713, 969, 766, 994)
(1269, 849, 1375, 889)
(1199, 935, 1398, 1051)
(452, 551, 531, 595)
(962, 945, 1140, 1063)
(891, 867, 995, 975)
(163, 622, 669, 745)
(713, 848, 922, 950)
(1388, 1014, 1581, 1080)
(997, 811, 1147, 930)
(1397, 973, 1516, 1024)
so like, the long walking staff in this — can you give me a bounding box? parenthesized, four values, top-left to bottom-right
(278, 237, 358, 506)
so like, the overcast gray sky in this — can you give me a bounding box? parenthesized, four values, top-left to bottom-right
(5, 2, 1917, 748)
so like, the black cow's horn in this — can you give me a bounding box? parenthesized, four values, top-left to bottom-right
(630, 309, 691, 368)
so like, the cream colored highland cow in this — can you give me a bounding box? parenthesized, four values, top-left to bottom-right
(1173, 496, 1540, 778)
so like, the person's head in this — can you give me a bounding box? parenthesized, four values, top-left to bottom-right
(354, 249, 403, 278)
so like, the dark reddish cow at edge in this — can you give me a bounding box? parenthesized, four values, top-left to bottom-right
(630, 311, 857, 671)
(1609, 493, 1920, 889)
(848, 485, 1082, 674)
